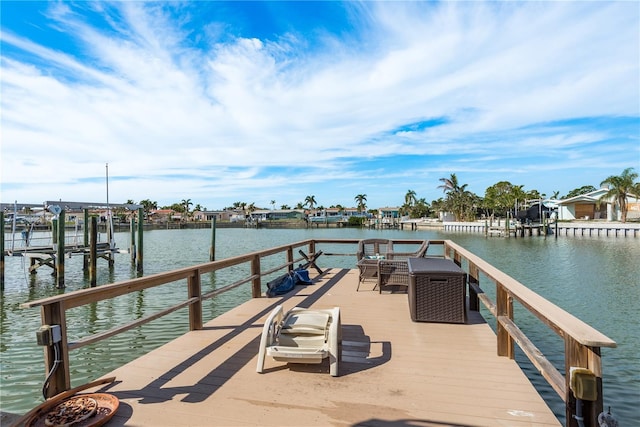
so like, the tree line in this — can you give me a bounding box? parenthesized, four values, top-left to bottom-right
(128, 167, 639, 223)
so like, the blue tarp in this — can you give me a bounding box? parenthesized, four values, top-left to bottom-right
(266, 268, 312, 297)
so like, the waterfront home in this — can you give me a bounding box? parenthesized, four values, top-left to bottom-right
(149, 209, 180, 224)
(191, 210, 234, 222)
(248, 209, 306, 221)
(557, 187, 640, 221)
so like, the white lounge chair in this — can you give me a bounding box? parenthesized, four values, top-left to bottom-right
(256, 305, 341, 376)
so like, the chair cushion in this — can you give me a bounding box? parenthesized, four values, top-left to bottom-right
(281, 311, 330, 335)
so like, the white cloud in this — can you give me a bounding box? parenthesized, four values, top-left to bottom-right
(1, 1, 638, 208)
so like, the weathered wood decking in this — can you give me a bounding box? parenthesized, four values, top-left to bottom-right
(85, 268, 560, 426)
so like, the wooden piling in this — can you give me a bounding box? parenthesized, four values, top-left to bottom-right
(130, 216, 136, 264)
(209, 217, 216, 261)
(106, 218, 114, 268)
(505, 213, 510, 237)
(52, 218, 58, 246)
(90, 216, 97, 287)
(0, 211, 4, 290)
(56, 210, 65, 288)
(136, 207, 143, 273)
(83, 209, 89, 271)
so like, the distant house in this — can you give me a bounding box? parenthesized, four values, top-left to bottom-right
(150, 209, 180, 223)
(343, 207, 370, 218)
(307, 208, 370, 224)
(557, 187, 640, 221)
(248, 209, 305, 221)
(378, 207, 400, 219)
(192, 210, 233, 222)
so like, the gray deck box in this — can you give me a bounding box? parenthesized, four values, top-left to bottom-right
(407, 258, 467, 323)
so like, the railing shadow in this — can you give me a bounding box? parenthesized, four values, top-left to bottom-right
(96, 268, 350, 405)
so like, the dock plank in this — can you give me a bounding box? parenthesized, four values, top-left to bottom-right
(86, 268, 560, 426)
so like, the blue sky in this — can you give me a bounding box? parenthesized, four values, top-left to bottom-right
(1, 1, 638, 211)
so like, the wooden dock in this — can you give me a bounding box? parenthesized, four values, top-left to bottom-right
(19, 239, 616, 426)
(79, 268, 560, 426)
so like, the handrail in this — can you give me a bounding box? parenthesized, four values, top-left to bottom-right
(445, 241, 615, 348)
(22, 238, 615, 427)
(22, 239, 318, 397)
(442, 240, 616, 426)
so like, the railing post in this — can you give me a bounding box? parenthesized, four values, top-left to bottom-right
(496, 283, 514, 358)
(251, 254, 261, 298)
(41, 301, 71, 396)
(188, 270, 203, 330)
(287, 246, 294, 272)
(453, 251, 462, 268)
(468, 262, 480, 312)
(565, 337, 604, 427)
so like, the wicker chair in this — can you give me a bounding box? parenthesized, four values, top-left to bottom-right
(356, 239, 393, 290)
(376, 240, 429, 293)
(387, 240, 429, 260)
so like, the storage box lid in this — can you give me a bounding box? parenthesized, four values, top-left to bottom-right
(408, 257, 464, 274)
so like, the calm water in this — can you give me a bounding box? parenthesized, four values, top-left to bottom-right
(1, 227, 638, 424)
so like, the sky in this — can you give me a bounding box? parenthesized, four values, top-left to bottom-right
(1, 1, 639, 211)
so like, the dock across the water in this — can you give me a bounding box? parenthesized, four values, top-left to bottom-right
(439, 220, 639, 237)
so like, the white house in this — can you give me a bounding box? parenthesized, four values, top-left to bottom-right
(556, 187, 640, 221)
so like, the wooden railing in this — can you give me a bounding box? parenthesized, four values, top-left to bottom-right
(23, 238, 615, 427)
(22, 239, 326, 396)
(440, 239, 616, 427)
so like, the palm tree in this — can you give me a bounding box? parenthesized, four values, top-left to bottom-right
(438, 174, 472, 221)
(304, 195, 317, 210)
(437, 174, 463, 194)
(271, 200, 276, 210)
(404, 190, 417, 207)
(181, 199, 192, 213)
(181, 199, 193, 222)
(354, 194, 367, 213)
(600, 167, 639, 223)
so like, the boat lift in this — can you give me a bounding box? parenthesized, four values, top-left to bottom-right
(1, 200, 142, 288)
